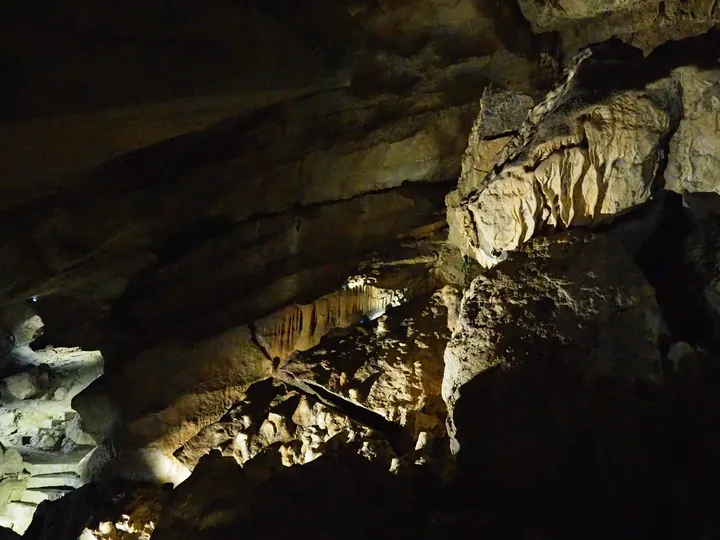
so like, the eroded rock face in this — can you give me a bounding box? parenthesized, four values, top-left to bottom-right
(665, 67, 720, 196)
(0, 308, 102, 534)
(254, 281, 400, 362)
(443, 232, 667, 532)
(449, 49, 680, 266)
(172, 380, 379, 471)
(281, 292, 451, 438)
(450, 38, 720, 268)
(24, 479, 166, 540)
(74, 326, 272, 474)
(518, 0, 720, 54)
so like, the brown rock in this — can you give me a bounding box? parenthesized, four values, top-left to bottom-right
(449, 50, 675, 266)
(665, 67, 720, 197)
(254, 282, 399, 362)
(74, 326, 272, 460)
(282, 292, 450, 437)
(443, 231, 667, 534)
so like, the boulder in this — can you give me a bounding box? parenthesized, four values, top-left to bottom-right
(24, 479, 166, 540)
(443, 232, 668, 535)
(665, 67, 720, 197)
(517, 0, 720, 54)
(2, 372, 41, 400)
(173, 381, 368, 470)
(74, 325, 272, 463)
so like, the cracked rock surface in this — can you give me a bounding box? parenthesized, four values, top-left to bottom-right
(449, 37, 720, 267)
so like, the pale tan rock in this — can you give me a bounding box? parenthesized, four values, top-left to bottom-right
(517, 0, 653, 33)
(665, 67, 720, 196)
(449, 50, 681, 267)
(76, 326, 272, 457)
(518, 0, 719, 55)
(443, 232, 664, 450)
(2, 373, 40, 401)
(0, 447, 24, 478)
(281, 293, 450, 437)
(447, 90, 534, 206)
(255, 283, 399, 362)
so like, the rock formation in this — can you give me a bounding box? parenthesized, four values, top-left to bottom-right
(448, 35, 720, 267)
(4, 3, 720, 540)
(0, 316, 101, 533)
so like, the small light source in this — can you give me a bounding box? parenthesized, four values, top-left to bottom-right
(30, 295, 38, 303)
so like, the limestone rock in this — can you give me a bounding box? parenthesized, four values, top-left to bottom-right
(450, 44, 720, 268)
(2, 372, 41, 400)
(450, 49, 675, 267)
(173, 379, 376, 470)
(75, 325, 272, 463)
(443, 231, 667, 533)
(282, 292, 450, 437)
(254, 281, 400, 362)
(0, 304, 43, 349)
(444, 231, 663, 424)
(447, 89, 534, 204)
(665, 67, 720, 197)
(0, 447, 24, 479)
(24, 479, 166, 540)
(518, 0, 720, 55)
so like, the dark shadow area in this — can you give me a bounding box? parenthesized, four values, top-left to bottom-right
(448, 357, 720, 540)
(575, 30, 720, 103)
(634, 194, 706, 345)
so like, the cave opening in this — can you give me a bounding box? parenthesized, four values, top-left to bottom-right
(0, 301, 103, 535)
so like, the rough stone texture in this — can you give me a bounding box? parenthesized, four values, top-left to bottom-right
(0, 0, 558, 355)
(443, 231, 668, 534)
(450, 37, 720, 268)
(0, 340, 102, 532)
(446, 89, 535, 251)
(2, 373, 41, 401)
(6, 6, 720, 540)
(444, 231, 664, 434)
(75, 326, 272, 459)
(173, 382, 382, 471)
(0, 347, 102, 449)
(255, 282, 400, 362)
(281, 292, 451, 438)
(665, 67, 720, 196)
(518, 0, 720, 54)
(449, 48, 679, 266)
(448, 89, 535, 201)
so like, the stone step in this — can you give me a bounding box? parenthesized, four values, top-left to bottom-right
(20, 448, 90, 476)
(26, 473, 83, 489)
(20, 487, 74, 505)
(25, 460, 78, 476)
